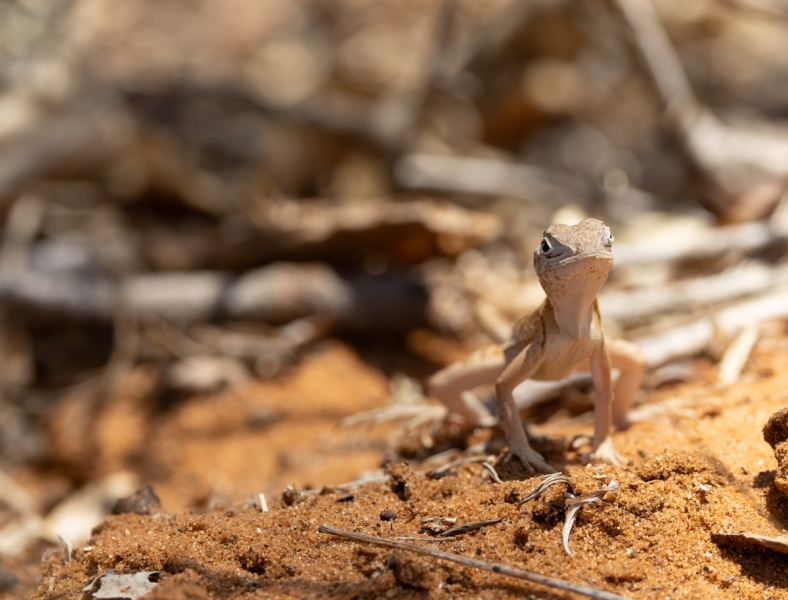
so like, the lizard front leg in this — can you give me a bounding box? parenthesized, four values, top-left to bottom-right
(588, 340, 627, 467)
(495, 344, 556, 474)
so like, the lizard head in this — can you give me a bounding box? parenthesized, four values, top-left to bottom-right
(533, 218, 614, 337)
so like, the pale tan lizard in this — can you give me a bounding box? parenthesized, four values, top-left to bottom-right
(428, 218, 644, 474)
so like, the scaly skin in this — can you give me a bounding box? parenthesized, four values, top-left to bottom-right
(428, 218, 645, 474)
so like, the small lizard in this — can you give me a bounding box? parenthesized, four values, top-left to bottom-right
(428, 218, 644, 474)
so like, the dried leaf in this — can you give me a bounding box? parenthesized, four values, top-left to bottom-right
(562, 480, 619, 556)
(82, 570, 160, 600)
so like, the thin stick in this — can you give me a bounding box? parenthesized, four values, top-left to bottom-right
(394, 536, 458, 543)
(439, 518, 502, 537)
(612, 0, 695, 109)
(318, 525, 631, 600)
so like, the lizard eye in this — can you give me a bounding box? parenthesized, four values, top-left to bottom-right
(602, 227, 614, 248)
(538, 235, 563, 257)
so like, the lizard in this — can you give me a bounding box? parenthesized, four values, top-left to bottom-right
(428, 218, 644, 474)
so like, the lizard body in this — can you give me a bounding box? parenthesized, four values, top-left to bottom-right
(429, 218, 644, 474)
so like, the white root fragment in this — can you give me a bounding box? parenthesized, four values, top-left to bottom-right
(716, 325, 760, 386)
(57, 535, 72, 563)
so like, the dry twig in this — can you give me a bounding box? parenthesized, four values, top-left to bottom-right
(319, 525, 630, 600)
(439, 518, 502, 537)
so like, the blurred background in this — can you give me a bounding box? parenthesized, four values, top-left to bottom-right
(3, 0, 788, 594)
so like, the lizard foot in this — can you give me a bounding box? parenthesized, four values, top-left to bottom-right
(588, 437, 627, 468)
(506, 443, 558, 475)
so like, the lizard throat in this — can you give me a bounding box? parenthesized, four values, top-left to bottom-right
(539, 263, 610, 339)
(550, 289, 598, 339)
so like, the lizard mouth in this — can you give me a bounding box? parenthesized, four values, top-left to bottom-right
(536, 251, 613, 276)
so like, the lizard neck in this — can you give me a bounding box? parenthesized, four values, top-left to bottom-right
(537, 254, 611, 340)
(545, 288, 599, 340)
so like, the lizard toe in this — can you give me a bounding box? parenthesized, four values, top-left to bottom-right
(588, 437, 627, 468)
(508, 447, 557, 475)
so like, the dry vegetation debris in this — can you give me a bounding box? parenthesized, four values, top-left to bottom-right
(1, 0, 788, 598)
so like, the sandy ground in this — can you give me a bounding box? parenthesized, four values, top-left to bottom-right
(4, 334, 788, 599)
